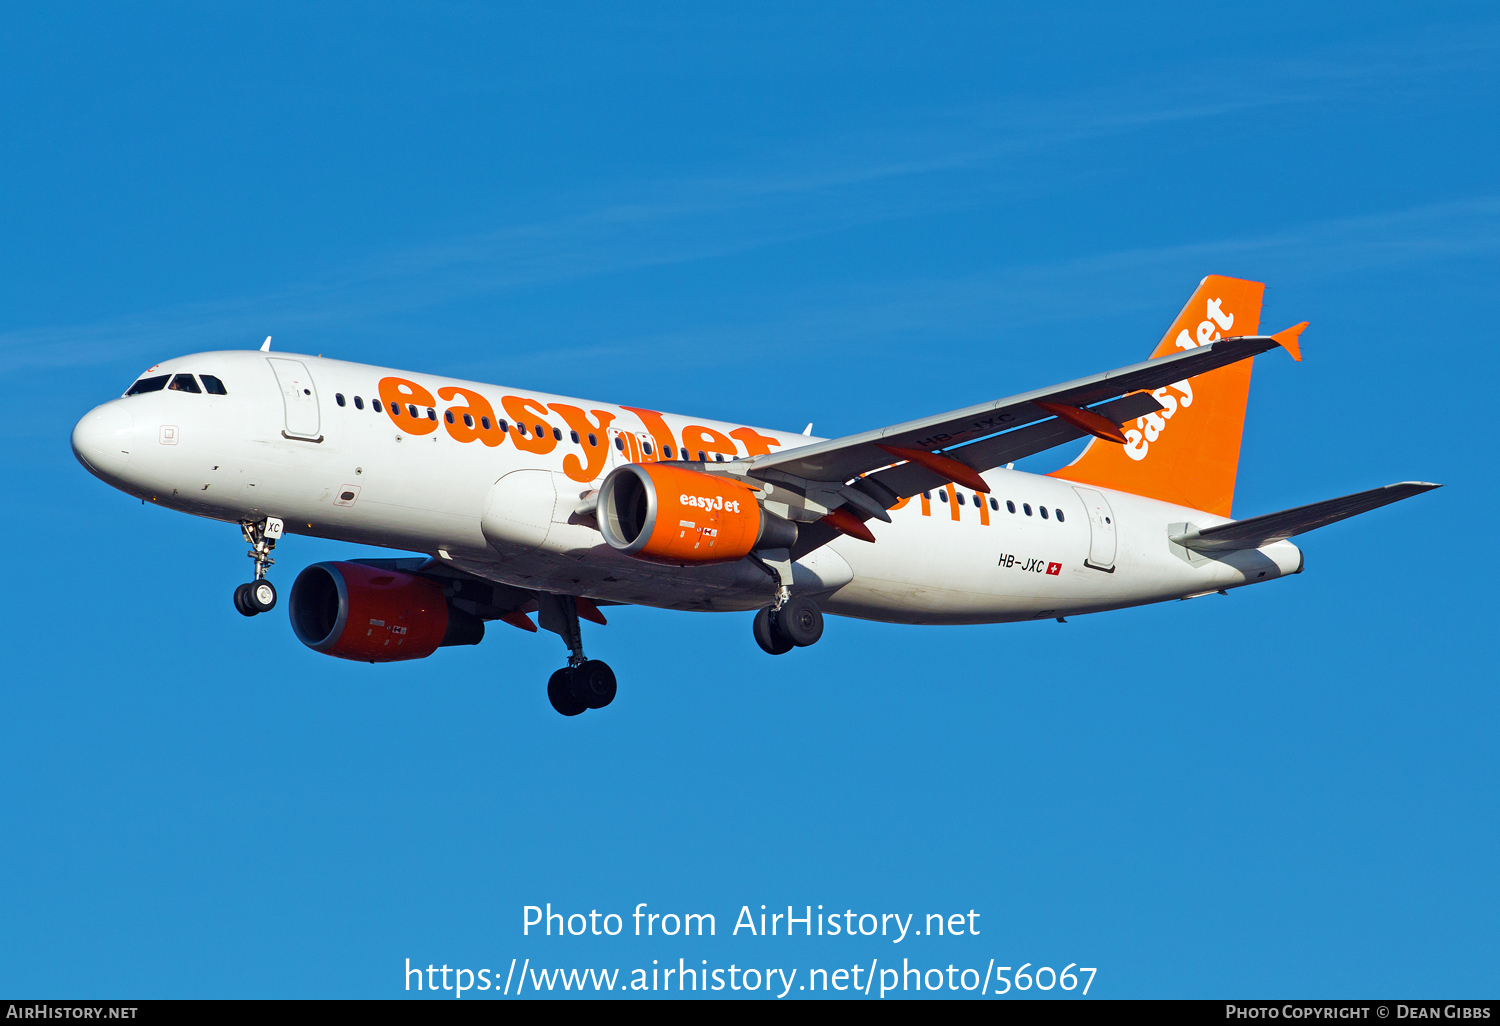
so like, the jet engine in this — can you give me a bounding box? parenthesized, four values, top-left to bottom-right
(597, 463, 796, 565)
(288, 561, 484, 662)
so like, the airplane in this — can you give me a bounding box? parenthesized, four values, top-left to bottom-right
(70, 275, 1438, 716)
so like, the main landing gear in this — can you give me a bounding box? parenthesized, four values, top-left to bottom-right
(233, 516, 284, 617)
(538, 593, 617, 716)
(753, 594, 824, 655)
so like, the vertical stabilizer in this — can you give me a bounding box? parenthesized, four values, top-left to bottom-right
(1050, 275, 1266, 517)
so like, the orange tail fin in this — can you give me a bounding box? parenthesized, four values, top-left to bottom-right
(1050, 275, 1266, 518)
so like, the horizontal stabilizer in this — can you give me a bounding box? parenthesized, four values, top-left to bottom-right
(1170, 481, 1441, 553)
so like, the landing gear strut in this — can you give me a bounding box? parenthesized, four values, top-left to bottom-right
(233, 516, 284, 617)
(753, 596, 824, 655)
(538, 593, 616, 716)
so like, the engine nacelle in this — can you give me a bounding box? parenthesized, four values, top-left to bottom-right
(597, 463, 795, 565)
(288, 561, 484, 662)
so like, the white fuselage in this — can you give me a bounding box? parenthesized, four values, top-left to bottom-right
(71, 350, 1302, 624)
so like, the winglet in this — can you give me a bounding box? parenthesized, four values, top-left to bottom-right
(261, 336, 272, 352)
(1272, 322, 1306, 362)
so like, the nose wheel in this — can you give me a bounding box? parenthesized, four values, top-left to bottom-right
(233, 516, 284, 617)
(234, 579, 278, 617)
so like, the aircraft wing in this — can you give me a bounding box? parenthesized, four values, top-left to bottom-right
(1169, 482, 1441, 553)
(747, 330, 1302, 496)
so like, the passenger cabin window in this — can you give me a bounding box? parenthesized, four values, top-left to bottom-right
(990, 497, 999, 511)
(1056, 509, 1065, 522)
(427, 408, 436, 421)
(1023, 503, 1033, 516)
(697, 450, 707, 462)
(373, 399, 383, 412)
(200, 375, 228, 395)
(464, 414, 474, 428)
(481, 416, 491, 430)
(1040, 506, 1049, 519)
(445, 410, 454, 424)
(643, 441, 653, 456)
(354, 396, 364, 410)
(168, 374, 201, 393)
(955, 492, 965, 505)
(497, 419, 509, 433)
(588, 433, 597, 447)
(615, 436, 624, 450)
(663, 445, 674, 458)
(551, 426, 561, 440)
(1006, 500, 1016, 513)
(570, 430, 579, 443)
(937, 489, 948, 503)
(336, 393, 346, 407)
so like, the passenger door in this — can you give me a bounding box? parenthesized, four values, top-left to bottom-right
(267, 358, 322, 441)
(1072, 486, 1117, 572)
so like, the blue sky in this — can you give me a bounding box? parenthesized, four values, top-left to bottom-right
(2, 2, 1496, 999)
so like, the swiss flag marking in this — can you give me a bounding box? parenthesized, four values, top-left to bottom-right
(1046, 562, 1062, 576)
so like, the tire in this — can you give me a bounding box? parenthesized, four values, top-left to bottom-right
(753, 607, 794, 655)
(233, 583, 258, 617)
(569, 659, 617, 709)
(548, 669, 588, 716)
(778, 596, 823, 647)
(247, 579, 278, 613)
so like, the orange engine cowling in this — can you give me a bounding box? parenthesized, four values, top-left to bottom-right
(597, 463, 794, 565)
(288, 561, 484, 662)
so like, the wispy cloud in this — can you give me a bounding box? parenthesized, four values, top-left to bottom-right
(3, 23, 1495, 379)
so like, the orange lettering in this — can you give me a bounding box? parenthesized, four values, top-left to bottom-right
(620, 406, 679, 460)
(378, 377, 439, 435)
(438, 387, 505, 447)
(501, 396, 557, 454)
(888, 494, 911, 511)
(946, 484, 961, 521)
(729, 426, 782, 456)
(681, 424, 737, 461)
(549, 403, 617, 482)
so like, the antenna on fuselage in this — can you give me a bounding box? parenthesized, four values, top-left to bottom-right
(260, 336, 272, 352)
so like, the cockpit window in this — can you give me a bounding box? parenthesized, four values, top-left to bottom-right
(200, 374, 227, 395)
(168, 374, 202, 394)
(124, 374, 170, 396)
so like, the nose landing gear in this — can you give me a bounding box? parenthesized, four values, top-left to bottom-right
(233, 516, 284, 617)
(538, 593, 617, 716)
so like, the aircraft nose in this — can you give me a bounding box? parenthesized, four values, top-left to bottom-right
(72, 402, 134, 476)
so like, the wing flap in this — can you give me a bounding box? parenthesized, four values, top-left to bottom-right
(1171, 482, 1441, 553)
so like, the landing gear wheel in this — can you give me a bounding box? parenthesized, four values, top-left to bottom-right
(569, 659, 617, 709)
(233, 583, 259, 617)
(548, 668, 588, 716)
(247, 579, 277, 613)
(753, 607, 794, 655)
(779, 597, 824, 647)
